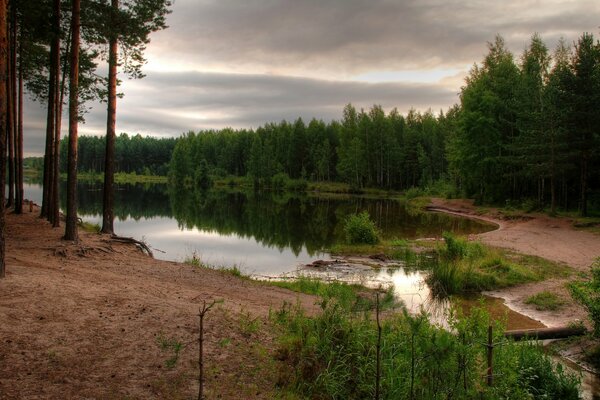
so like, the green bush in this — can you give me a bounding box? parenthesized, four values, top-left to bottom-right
(344, 211, 380, 245)
(442, 231, 468, 260)
(271, 172, 290, 191)
(569, 259, 600, 336)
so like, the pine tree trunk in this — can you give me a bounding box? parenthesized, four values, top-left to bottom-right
(50, 0, 62, 227)
(15, 38, 23, 214)
(64, 0, 80, 241)
(6, 0, 15, 208)
(0, 0, 8, 278)
(101, 0, 119, 235)
(41, 29, 58, 219)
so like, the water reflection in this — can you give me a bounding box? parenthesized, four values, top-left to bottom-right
(24, 182, 494, 277)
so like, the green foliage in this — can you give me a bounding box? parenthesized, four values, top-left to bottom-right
(442, 231, 469, 260)
(569, 259, 600, 336)
(344, 211, 380, 245)
(428, 234, 567, 295)
(273, 291, 580, 399)
(60, 134, 176, 176)
(525, 291, 567, 311)
(155, 333, 184, 369)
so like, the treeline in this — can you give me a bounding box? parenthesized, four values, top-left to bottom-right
(58, 133, 176, 176)
(170, 106, 448, 191)
(451, 34, 600, 214)
(170, 32, 600, 215)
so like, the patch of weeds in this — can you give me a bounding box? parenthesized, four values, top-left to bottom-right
(525, 291, 567, 311)
(79, 221, 100, 233)
(155, 333, 184, 369)
(218, 338, 232, 348)
(239, 310, 261, 337)
(184, 251, 205, 268)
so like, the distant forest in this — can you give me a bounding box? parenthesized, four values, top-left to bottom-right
(56, 133, 177, 176)
(171, 33, 600, 214)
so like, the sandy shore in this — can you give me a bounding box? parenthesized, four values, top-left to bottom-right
(0, 208, 318, 399)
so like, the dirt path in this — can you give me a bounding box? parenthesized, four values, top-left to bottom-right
(0, 208, 318, 399)
(429, 198, 600, 328)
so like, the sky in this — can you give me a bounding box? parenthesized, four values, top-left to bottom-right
(23, 0, 600, 156)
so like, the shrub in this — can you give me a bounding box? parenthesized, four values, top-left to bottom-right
(442, 231, 468, 260)
(271, 172, 290, 191)
(569, 260, 600, 336)
(344, 211, 380, 245)
(286, 178, 308, 192)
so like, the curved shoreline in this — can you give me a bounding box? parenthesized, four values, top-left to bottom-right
(426, 198, 600, 329)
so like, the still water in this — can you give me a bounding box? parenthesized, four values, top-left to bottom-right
(25, 182, 494, 277)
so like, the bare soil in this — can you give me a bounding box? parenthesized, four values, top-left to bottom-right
(429, 198, 600, 328)
(0, 207, 318, 399)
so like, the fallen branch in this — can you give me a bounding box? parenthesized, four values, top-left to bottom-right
(110, 235, 153, 258)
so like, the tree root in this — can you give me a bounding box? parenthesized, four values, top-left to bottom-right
(109, 235, 154, 258)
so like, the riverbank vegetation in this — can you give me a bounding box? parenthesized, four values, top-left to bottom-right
(272, 283, 581, 399)
(427, 232, 571, 295)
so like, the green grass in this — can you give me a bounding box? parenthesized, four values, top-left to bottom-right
(427, 232, 571, 296)
(525, 291, 568, 311)
(272, 293, 580, 399)
(155, 333, 184, 369)
(66, 171, 168, 184)
(270, 276, 397, 311)
(184, 252, 245, 278)
(79, 221, 101, 233)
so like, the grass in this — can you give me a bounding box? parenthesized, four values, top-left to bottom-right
(79, 221, 101, 233)
(155, 333, 184, 369)
(525, 291, 568, 311)
(68, 171, 168, 184)
(272, 290, 580, 399)
(427, 232, 571, 296)
(184, 252, 245, 278)
(270, 276, 398, 312)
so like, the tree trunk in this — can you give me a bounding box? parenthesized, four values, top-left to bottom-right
(0, 0, 8, 278)
(50, 0, 62, 227)
(6, 0, 15, 208)
(41, 23, 59, 220)
(64, 0, 80, 241)
(101, 0, 118, 235)
(15, 36, 22, 214)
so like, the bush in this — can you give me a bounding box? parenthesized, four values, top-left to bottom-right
(344, 212, 380, 245)
(442, 231, 468, 260)
(271, 172, 290, 191)
(569, 259, 600, 336)
(273, 292, 580, 400)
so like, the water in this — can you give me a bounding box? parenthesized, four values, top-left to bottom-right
(26, 182, 494, 275)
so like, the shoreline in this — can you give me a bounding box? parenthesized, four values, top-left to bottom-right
(427, 197, 600, 329)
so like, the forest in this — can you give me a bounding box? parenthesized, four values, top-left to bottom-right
(59, 133, 176, 176)
(170, 33, 600, 215)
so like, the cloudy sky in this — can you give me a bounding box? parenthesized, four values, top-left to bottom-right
(23, 0, 600, 155)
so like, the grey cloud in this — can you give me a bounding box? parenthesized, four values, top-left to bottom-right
(149, 0, 599, 73)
